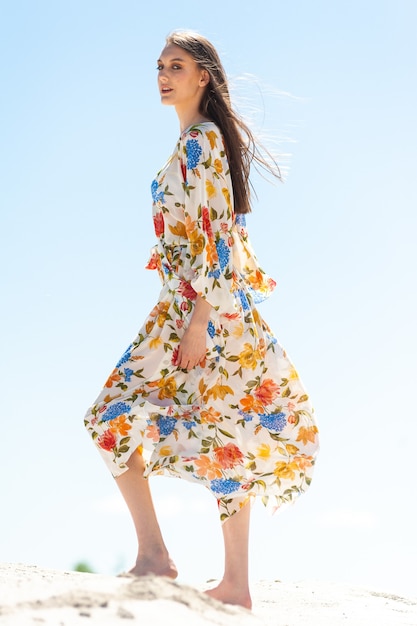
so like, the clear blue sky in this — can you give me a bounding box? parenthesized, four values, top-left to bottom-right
(1, 0, 416, 597)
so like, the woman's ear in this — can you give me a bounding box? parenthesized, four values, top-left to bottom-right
(199, 69, 210, 87)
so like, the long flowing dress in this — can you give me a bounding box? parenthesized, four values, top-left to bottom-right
(84, 121, 319, 521)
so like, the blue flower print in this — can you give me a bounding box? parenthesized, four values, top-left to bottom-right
(157, 415, 177, 437)
(183, 420, 196, 430)
(207, 320, 215, 338)
(208, 268, 221, 279)
(265, 332, 277, 345)
(101, 402, 131, 422)
(123, 368, 134, 383)
(186, 139, 202, 169)
(259, 412, 287, 432)
(236, 289, 250, 311)
(208, 239, 230, 279)
(210, 478, 241, 495)
(235, 213, 246, 227)
(115, 345, 132, 368)
(151, 179, 165, 203)
(238, 410, 253, 422)
(216, 238, 230, 271)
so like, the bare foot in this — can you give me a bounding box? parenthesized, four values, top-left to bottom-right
(205, 580, 252, 610)
(128, 555, 178, 579)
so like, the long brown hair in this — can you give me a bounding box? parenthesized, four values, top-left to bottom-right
(166, 30, 282, 214)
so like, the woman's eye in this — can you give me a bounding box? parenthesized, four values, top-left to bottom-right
(172, 65, 181, 70)
(156, 65, 163, 71)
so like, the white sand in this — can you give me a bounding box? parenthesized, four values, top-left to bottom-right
(0, 563, 416, 625)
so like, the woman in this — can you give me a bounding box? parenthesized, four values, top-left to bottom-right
(84, 30, 319, 609)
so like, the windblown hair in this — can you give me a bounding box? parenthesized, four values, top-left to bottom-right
(166, 30, 282, 214)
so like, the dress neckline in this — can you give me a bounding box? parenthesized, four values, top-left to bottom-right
(180, 120, 215, 137)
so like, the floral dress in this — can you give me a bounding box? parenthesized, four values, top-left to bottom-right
(84, 121, 319, 521)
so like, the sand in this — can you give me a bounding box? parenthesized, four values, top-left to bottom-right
(0, 563, 416, 625)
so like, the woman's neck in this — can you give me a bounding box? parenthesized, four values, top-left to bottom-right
(176, 105, 211, 133)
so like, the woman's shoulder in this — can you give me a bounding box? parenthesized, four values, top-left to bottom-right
(180, 121, 224, 153)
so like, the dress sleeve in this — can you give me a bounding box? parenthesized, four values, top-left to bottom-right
(179, 126, 238, 315)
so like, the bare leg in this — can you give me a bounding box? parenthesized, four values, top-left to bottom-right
(205, 500, 252, 609)
(115, 448, 178, 578)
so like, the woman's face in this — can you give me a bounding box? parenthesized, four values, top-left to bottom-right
(156, 43, 208, 110)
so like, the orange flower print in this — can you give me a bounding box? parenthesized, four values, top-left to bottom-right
(254, 379, 280, 406)
(200, 406, 222, 424)
(206, 239, 218, 265)
(109, 415, 132, 437)
(146, 424, 160, 442)
(296, 425, 319, 445)
(194, 455, 222, 479)
(184, 213, 197, 236)
(205, 129, 218, 149)
(98, 430, 117, 452)
(238, 343, 261, 370)
(239, 394, 264, 414)
(214, 443, 244, 469)
(294, 455, 313, 470)
(104, 369, 122, 388)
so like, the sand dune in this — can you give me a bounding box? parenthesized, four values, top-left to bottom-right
(0, 563, 416, 625)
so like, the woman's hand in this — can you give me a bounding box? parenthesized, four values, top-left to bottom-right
(173, 295, 212, 371)
(174, 323, 207, 370)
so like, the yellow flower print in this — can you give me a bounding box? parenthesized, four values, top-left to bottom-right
(222, 187, 232, 211)
(206, 179, 217, 199)
(252, 308, 261, 325)
(206, 383, 234, 401)
(214, 158, 223, 174)
(289, 366, 299, 380)
(205, 130, 218, 149)
(296, 425, 319, 445)
(273, 461, 299, 480)
(188, 229, 205, 256)
(156, 301, 170, 327)
(285, 444, 300, 455)
(159, 445, 172, 457)
(168, 221, 187, 237)
(231, 321, 244, 338)
(149, 336, 163, 349)
(238, 342, 261, 370)
(257, 443, 271, 459)
(148, 376, 177, 400)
